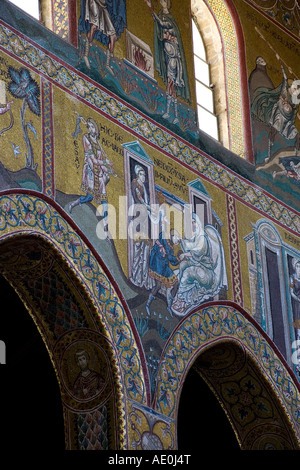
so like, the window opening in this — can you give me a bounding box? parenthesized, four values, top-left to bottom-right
(192, 17, 219, 141)
(8, 0, 40, 20)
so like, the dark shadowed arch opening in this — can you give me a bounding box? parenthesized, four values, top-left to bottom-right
(176, 338, 300, 450)
(0, 274, 65, 450)
(177, 366, 239, 450)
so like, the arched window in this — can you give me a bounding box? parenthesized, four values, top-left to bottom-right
(191, 0, 230, 148)
(191, 0, 253, 162)
(192, 18, 219, 141)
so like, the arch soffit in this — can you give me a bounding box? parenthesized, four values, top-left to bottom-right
(193, 0, 253, 161)
(0, 191, 150, 425)
(154, 302, 300, 444)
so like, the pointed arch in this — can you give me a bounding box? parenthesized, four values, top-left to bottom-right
(0, 189, 150, 449)
(192, 0, 254, 162)
(154, 302, 300, 449)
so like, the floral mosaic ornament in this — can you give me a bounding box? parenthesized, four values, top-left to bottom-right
(0, 192, 149, 407)
(128, 400, 175, 450)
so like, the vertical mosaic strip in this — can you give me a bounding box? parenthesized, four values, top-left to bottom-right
(53, 0, 69, 40)
(227, 193, 244, 306)
(42, 78, 54, 199)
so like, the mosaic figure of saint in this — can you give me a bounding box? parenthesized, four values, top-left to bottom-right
(171, 213, 227, 317)
(272, 157, 300, 183)
(144, 0, 190, 123)
(69, 117, 117, 239)
(146, 228, 180, 315)
(73, 349, 104, 400)
(129, 165, 155, 290)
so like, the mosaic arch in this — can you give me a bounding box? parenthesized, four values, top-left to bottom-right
(154, 303, 300, 449)
(0, 189, 151, 450)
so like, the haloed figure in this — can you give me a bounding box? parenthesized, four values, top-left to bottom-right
(83, 0, 117, 70)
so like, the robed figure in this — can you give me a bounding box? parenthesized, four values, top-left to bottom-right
(79, 0, 127, 71)
(171, 214, 228, 316)
(144, 0, 190, 123)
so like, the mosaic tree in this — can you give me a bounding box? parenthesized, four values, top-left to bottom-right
(7, 66, 40, 171)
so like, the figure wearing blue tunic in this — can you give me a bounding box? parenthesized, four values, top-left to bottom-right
(146, 229, 180, 315)
(149, 232, 179, 288)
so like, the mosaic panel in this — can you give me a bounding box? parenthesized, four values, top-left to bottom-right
(245, 0, 300, 37)
(194, 342, 299, 449)
(0, 20, 298, 234)
(0, 1, 300, 450)
(53, 0, 69, 39)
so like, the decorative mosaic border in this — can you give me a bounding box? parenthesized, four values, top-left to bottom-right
(227, 194, 244, 306)
(0, 21, 299, 235)
(0, 192, 149, 410)
(53, 0, 69, 40)
(41, 78, 55, 198)
(205, 0, 246, 159)
(154, 304, 300, 440)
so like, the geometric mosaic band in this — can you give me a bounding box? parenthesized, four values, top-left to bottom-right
(227, 193, 243, 306)
(53, 0, 69, 40)
(41, 78, 54, 199)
